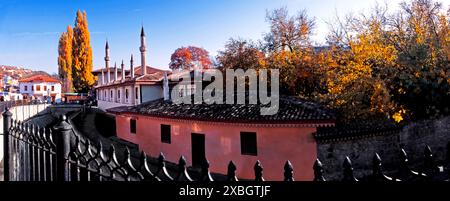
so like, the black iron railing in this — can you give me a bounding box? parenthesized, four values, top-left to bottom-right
(2, 108, 450, 181)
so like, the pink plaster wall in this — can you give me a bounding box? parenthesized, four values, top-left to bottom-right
(115, 114, 318, 181)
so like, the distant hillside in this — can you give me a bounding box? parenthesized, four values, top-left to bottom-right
(0, 65, 51, 80)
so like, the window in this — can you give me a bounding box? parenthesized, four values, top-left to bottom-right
(24, 86, 28, 91)
(36, 85, 41, 91)
(161, 124, 171, 144)
(130, 119, 136, 134)
(51, 86, 55, 91)
(44, 86, 47, 91)
(110, 90, 113, 99)
(117, 89, 121, 102)
(240, 132, 257, 156)
(31, 86, 34, 91)
(104, 91, 107, 101)
(125, 89, 129, 99)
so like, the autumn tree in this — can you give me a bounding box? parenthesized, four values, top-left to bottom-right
(263, 7, 322, 97)
(57, 25, 73, 92)
(323, 0, 449, 122)
(169, 46, 212, 71)
(263, 7, 315, 52)
(388, 0, 450, 119)
(324, 4, 401, 121)
(216, 38, 266, 70)
(72, 10, 95, 93)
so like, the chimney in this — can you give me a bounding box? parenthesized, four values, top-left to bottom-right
(130, 54, 135, 78)
(101, 68, 105, 85)
(163, 72, 170, 101)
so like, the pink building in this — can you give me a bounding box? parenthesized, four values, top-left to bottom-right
(107, 97, 334, 181)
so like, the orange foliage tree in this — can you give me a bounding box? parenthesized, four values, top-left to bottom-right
(169, 46, 212, 71)
(216, 38, 266, 70)
(58, 25, 73, 92)
(323, 0, 449, 122)
(72, 10, 95, 93)
(263, 7, 324, 97)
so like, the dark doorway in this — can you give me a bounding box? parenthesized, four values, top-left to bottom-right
(191, 133, 205, 167)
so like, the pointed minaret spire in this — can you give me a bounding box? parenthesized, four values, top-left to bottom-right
(141, 26, 145, 37)
(114, 62, 118, 81)
(121, 60, 125, 81)
(139, 26, 147, 75)
(105, 40, 111, 83)
(130, 54, 135, 79)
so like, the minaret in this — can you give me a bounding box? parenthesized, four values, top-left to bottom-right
(140, 26, 147, 75)
(114, 62, 118, 81)
(101, 68, 105, 85)
(105, 41, 111, 83)
(121, 60, 125, 81)
(130, 54, 135, 79)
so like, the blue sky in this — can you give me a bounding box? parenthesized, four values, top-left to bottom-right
(0, 0, 435, 73)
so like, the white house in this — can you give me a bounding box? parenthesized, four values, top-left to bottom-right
(19, 74, 62, 103)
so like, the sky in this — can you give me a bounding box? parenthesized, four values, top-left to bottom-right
(0, 0, 446, 74)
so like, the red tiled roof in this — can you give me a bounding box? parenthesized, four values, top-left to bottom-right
(19, 74, 60, 83)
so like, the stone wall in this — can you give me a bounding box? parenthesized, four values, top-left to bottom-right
(317, 116, 450, 180)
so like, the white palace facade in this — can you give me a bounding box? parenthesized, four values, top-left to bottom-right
(93, 27, 172, 111)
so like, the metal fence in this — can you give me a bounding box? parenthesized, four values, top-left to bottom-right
(2, 108, 450, 181)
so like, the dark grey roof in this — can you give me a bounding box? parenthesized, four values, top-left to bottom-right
(315, 117, 404, 142)
(107, 96, 335, 124)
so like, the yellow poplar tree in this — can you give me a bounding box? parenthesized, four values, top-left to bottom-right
(57, 26, 73, 92)
(72, 10, 95, 93)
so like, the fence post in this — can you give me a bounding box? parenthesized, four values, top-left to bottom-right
(53, 115, 72, 181)
(313, 159, 326, 181)
(2, 107, 12, 181)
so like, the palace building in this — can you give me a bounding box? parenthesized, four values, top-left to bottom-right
(107, 96, 335, 181)
(101, 26, 335, 181)
(93, 27, 172, 111)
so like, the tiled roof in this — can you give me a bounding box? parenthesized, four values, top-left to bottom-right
(314, 117, 404, 142)
(19, 74, 60, 83)
(134, 66, 170, 76)
(107, 96, 335, 124)
(135, 72, 166, 82)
